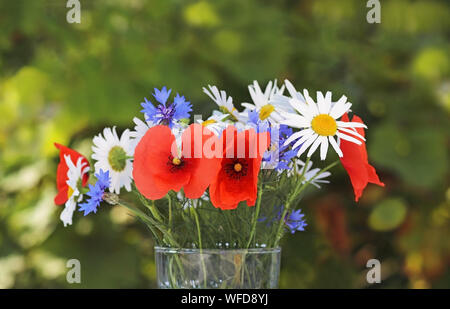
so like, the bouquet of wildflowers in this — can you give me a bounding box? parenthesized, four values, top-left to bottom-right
(54, 79, 384, 287)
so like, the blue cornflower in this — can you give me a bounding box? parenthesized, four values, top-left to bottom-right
(78, 169, 111, 216)
(263, 124, 296, 171)
(284, 209, 307, 233)
(247, 110, 294, 170)
(141, 87, 192, 128)
(248, 110, 259, 126)
(247, 110, 270, 133)
(259, 205, 307, 234)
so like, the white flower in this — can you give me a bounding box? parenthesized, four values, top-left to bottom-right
(61, 155, 89, 227)
(170, 123, 187, 154)
(281, 87, 366, 160)
(272, 79, 307, 106)
(203, 85, 242, 121)
(92, 127, 134, 194)
(241, 80, 291, 124)
(196, 111, 229, 136)
(287, 159, 331, 188)
(130, 117, 153, 151)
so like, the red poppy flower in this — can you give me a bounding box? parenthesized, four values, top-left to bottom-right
(339, 113, 384, 202)
(54, 143, 90, 205)
(133, 124, 222, 200)
(209, 126, 270, 210)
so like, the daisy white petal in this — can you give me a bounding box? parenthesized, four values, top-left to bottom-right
(280, 114, 310, 129)
(60, 198, 77, 227)
(330, 101, 352, 119)
(284, 79, 306, 102)
(324, 91, 332, 105)
(288, 98, 313, 120)
(319, 136, 329, 160)
(336, 132, 363, 145)
(196, 112, 229, 136)
(307, 136, 322, 157)
(336, 121, 367, 128)
(203, 85, 240, 121)
(60, 155, 89, 227)
(317, 91, 328, 114)
(328, 136, 343, 157)
(130, 117, 154, 150)
(296, 134, 318, 157)
(286, 159, 332, 188)
(283, 129, 311, 146)
(92, 127, 134, 194)
(338, 127, 366, 141)
(292, 130, 315, 150)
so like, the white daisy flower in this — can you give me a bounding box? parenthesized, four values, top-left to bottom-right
(271, 79, 307, 106)
(287, 159, 331, 188)
(130, 117, 154, 151)
(281, 88, 366, 160)
(202, 85, 242, 121)
(92, 127, 134, 194)
(61, 155, 89, 227)
(196, 111, 229, 136)
(241, 80, 291, 124)
(227, 109, 265, 132)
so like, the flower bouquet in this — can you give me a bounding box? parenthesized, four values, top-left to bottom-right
(53, 79, 384, 288)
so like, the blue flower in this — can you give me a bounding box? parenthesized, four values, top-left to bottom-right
(263, 124, 296, 171)
(284, 209, 307, 233)
(153, 86, 171, 104)
(173, 94, 192, 119)
(259, 205, 307, 234)
(246, 110, 270, 133)
(141, 87, 192, 128)
(78, 170, 111, 216)
(248, 110, 260, 126)
(95, 169, 110, 190)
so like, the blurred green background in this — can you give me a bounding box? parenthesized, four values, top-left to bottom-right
(0, 0, 449, 288)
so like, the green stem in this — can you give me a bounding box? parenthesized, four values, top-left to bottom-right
(148, 199, 163, 222)
(118, 201, 180, 248)
(135, 189, 164, 222)
(192, 206, 207, 288)
(273, 159, 339, 246)
(119, 198, 189, 287)
(246, 181, 263, 249)
(167, 194, 173, 234)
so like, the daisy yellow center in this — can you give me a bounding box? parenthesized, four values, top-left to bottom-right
(172, 157, 182, 166)
(108, 146, 127, 172)
(234, 163, 243, 172)
(311, 114, 337, 136)
(202, 119, 217, 126)
(67, 186, 74, 199)
(219, 106, 238, 121)
(259, 104, 275, 120)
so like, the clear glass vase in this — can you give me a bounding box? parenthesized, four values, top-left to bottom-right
(155, 247, 281, 289)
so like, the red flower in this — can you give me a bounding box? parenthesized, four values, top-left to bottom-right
(339, 113, 384, 202)
(54, 143, 90, 205)
(133, 124, 221, 200)
(209, 126, 270, 210)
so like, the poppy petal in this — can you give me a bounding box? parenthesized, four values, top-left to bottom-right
(209, 127, 267, 210)
(54, 143, 89, 205)
(340, 113, 384, 202)
(182, 124, 221, 199)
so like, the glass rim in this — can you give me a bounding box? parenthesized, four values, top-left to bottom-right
(154, 246, 281, 254)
